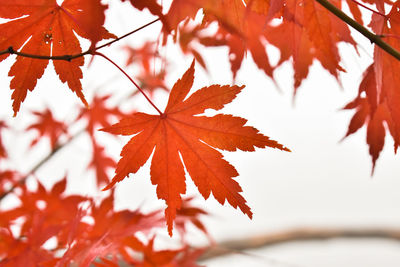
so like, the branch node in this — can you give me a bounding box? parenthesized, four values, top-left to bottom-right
(7, 46, 14, 54)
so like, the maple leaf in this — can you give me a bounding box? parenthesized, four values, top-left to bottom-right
(343, 2, 400, 169)
(165, 0, 249, 35)
(87, 141, 116, 187)
(78, 94, 126, 136)
(175, 197, 211, 242)
(343, 65, 383, 170)
(0, 214, 58, 267)
(177, 21, 209, 70)
(0, 178, 88, 266)
(345, 0, 364, 25)
(167, 0, 275, 78)
(369, 2, 400, 152)
(26, 108, 68, 149)
(139, 237, 181, 267)
(244, 0, 284, 19)
(137, 71, 169, 97)
(122, 42, 169, 97)
(124, 41, 159, 72)
(0, 0, 115, 115)
(171, 247, 206, 267)
(60, 192, 165, 266)
(121, 0, 164, 21)
(125, 236, 205, 267)
(102, 61, 290, 235)
(165, 0, 203, 32)
(166, 0, 357, 87)
(263, 0, 357, 91)
(344, 66, 395, 171)
(15, 178, 87, 239)
(126, 236, 183, 267)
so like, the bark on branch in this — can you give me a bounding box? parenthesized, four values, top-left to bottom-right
(199, 227, 400, 261)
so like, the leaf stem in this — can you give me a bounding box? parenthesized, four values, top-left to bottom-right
(0, 18, 160, 60)
(95, 52, 163, 115)
(348, 0, 386, 18)
(315, 0, 400, 61)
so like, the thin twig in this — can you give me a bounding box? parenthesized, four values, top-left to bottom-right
(95, 52, 164, 115)
(0, 19, 160, 60)
(316, 0, 400, 61)
(348, 0, 386, 17)
(199, 227, 400, 261)
(96, 19, 160, 50)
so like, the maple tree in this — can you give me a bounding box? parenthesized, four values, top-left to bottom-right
(0, 0, 399, 265)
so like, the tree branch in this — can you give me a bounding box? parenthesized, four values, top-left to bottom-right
(199, 227, 400, 261)
(315, 0, 400, 61)
(0, 18, 160, 61)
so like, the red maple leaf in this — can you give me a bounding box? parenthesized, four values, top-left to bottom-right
(26, 108, 68, 150)
(59, 193, 165, 266)
(136, 71, 169, 98)
(167, 0, 357, 89)
(0, 214, 58, 267)
(125, 236, 204, 267)
(344, 2, 400, 169)
(264, 0, 357, 91)
(0, 178, 88, 265)
(15, 178, 87, 240)
(77, 94, 125, 186)
(124, 41, 159, 72)
(78, 94, 126, 136)
(102, 61, 290, 235)
(0, 0, 115, 115)
(138, 237, 181, 267)
(88, 142, 117, 187)
(175, 197, 211, 242)
(176, 21, 209, 70)
(121, 0, 164, 21)
(166, 1, 274, 78)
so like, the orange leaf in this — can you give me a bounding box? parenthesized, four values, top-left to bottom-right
(344, 3, 400, 169)
(88, 142, 116, 187)
(0, 0, 115, 115)
(102, 61, 290, 235)
(121, 0, 164, 19)
(78, 94, 126, 135)
(26, 108, 68, 149)
(124, 41, 159, 71)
